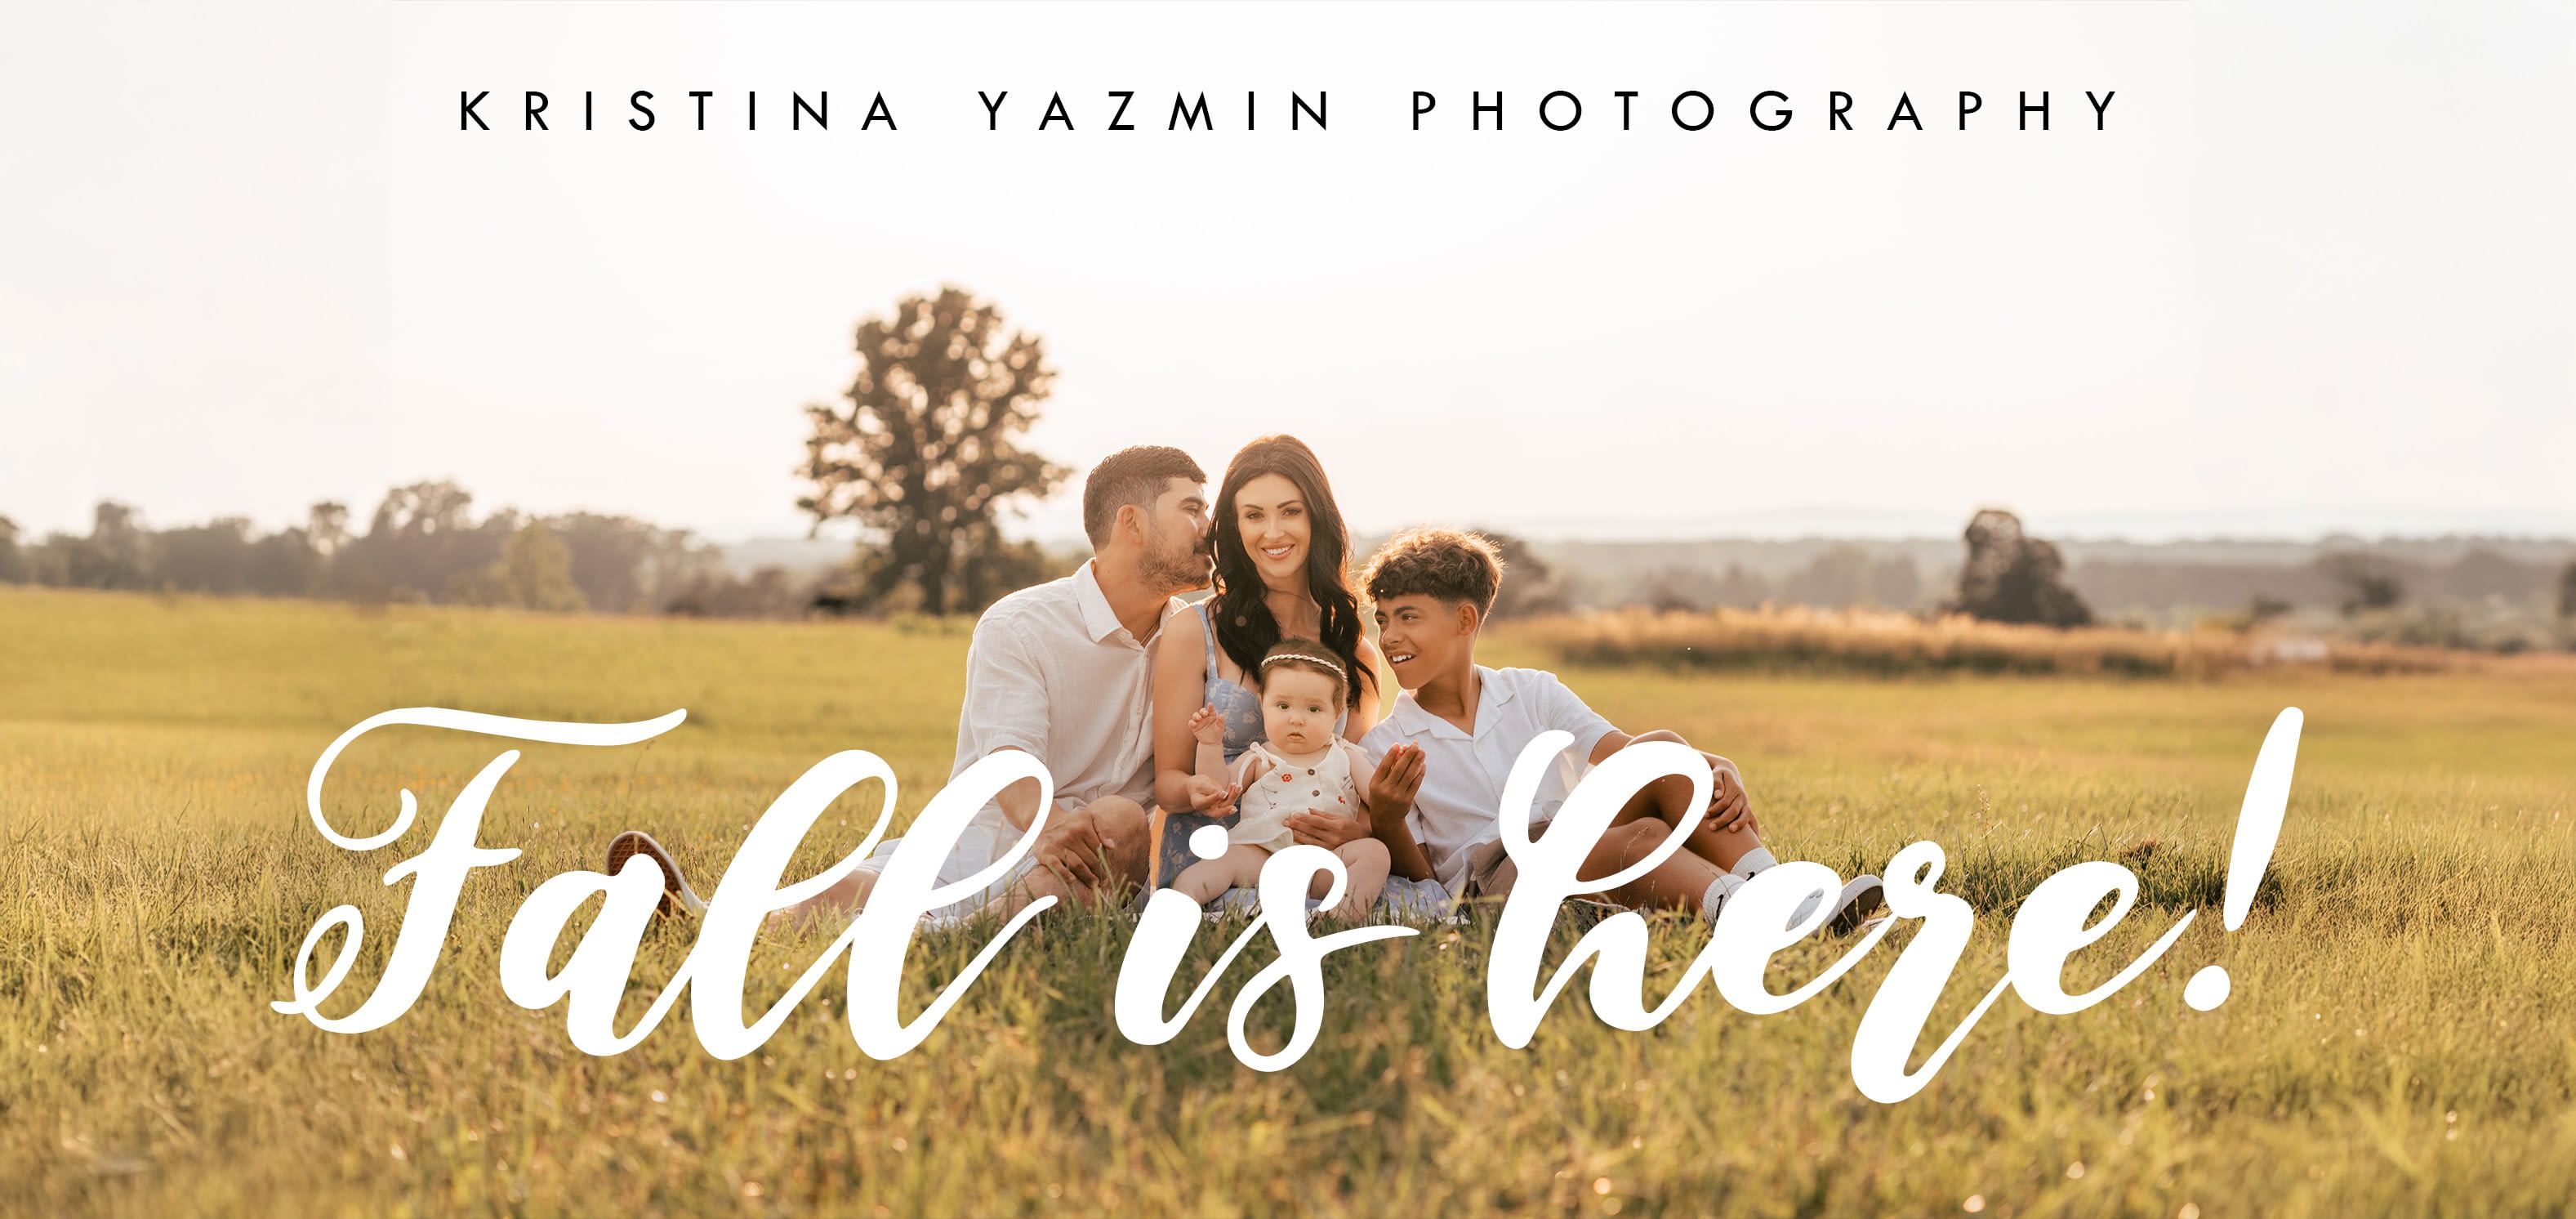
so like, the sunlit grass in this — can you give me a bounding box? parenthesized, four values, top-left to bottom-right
(3, 586, 2572, 1217)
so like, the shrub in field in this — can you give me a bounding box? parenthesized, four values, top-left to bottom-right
(1950, 509, 2094, 628)
(2323, 551, 2409, 617)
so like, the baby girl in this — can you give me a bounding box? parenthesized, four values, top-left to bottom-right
(1176, 638, 1393, 919)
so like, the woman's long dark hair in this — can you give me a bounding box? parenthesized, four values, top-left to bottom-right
(1208, 435, 1375, 709)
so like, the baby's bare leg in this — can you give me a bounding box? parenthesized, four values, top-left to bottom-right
(1317, 837, 1391, 920)
(1173, 844, 1272, 906)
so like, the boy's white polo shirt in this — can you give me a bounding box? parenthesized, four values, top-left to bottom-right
(1361, 665, 1618, 896)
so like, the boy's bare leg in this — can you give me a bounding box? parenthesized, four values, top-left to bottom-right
(1576, 819, 1732, 912)
(1633, 779, 1767, 872)
(1612, 732, 1767, 873)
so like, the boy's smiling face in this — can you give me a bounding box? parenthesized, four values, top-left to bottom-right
(1372, 594, 1477, 690)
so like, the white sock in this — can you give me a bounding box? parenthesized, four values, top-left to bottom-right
(1728, 847, 1779, 878)
(1699, 873, 1746, 922)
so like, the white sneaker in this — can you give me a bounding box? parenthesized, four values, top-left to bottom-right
(1783, 874, 1887, 935)
(606, 830, 707, 919)
(1828, 875, 1885, 935)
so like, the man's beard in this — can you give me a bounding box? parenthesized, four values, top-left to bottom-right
(1138, 521, 1213, 596)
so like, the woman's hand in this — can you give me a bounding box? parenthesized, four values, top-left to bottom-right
(1186, 775, 1242, 815)
(1286, 809, 1367, 850)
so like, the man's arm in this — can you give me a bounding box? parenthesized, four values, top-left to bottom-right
(953, 618, 1054, 831)
(996, 766, 1046, 829)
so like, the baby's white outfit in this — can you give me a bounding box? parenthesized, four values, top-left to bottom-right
(1229, 739, 1370, 853)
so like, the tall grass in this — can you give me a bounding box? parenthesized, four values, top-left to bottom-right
(3, 586, 2574, 1217)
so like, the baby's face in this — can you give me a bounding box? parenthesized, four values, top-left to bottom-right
(1259, 668, 1339, 753)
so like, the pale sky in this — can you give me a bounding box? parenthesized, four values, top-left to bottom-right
(2, 1, 2570, 543)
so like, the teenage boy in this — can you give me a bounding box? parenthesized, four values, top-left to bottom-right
(605, 445, 1214, 924)
(1357, 529, 1882, 931)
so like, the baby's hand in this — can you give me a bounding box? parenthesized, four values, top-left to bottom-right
(1187, 704, 1227, 746)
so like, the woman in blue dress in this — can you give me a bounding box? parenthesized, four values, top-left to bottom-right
(1148, 435, 1424, 890)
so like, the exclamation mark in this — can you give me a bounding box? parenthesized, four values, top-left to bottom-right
(2184, 707, 2302, 1011)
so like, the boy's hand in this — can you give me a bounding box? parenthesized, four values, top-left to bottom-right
(1369, 743, 1426, 824)
(1187, 705, 1227, 747)
(1703, 756, 1754, 833)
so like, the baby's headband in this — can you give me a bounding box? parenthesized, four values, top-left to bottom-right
(1261, 651, 1345, 678)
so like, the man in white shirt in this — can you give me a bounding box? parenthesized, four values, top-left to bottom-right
(1357, 529, 1882, 931)
(608, 445, 1214, 923)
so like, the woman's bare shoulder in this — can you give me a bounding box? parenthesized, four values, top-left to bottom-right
(1166, 600, 1207, 643)
(1155, 605, 1209, 682)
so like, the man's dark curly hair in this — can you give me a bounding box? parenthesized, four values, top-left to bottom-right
(1361, 528, 1506, 617)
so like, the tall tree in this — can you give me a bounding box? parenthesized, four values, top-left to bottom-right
(449, 522, 588, 613)
(335, 480, 507, 601)
(306, 502, 350, 559)
(797, 287, 1068, 614)
(73, 502, 154, 591)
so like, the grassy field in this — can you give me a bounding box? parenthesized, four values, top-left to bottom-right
(4, 586, 2574, 1217)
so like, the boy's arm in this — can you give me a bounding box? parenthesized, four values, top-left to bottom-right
(1541, 672, 1754, 831)
(1585, 726, 1753, 832)
(1361, 743, 1434, 882)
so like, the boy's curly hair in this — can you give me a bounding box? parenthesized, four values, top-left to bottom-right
(1361, 528, 1506, 617)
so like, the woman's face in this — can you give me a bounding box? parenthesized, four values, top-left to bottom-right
(1232, 471, 1312, 590)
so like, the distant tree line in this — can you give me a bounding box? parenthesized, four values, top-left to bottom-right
(0, 482, 817, 618)
(1529, 524, 2576, 627)
(1650, 547, 1926, 615)
(2076, 548, 2574, 618)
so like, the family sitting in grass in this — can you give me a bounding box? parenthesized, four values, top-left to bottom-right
(607, 436, 1883, 934)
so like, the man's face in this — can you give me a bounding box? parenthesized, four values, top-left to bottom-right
(1371, 594, 1475, 690)
(1135, 480, 1212, 595)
